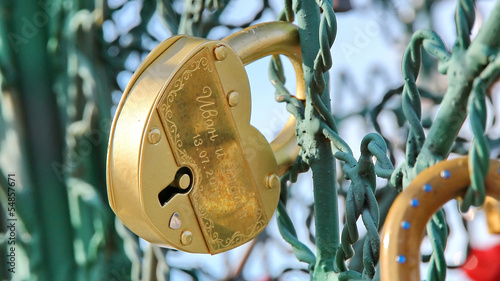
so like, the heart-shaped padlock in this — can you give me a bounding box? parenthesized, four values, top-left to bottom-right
(107, 22, 304, 254)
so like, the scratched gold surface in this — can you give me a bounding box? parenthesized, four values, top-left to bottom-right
(157, 48, 267, 254)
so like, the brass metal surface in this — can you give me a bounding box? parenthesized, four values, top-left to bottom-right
(380, 158, 500, 281)
(485, 196, 500, 234)
(157, 47, 268, 253)
(107, 22, 304, 254)
(223, 22, 304, 172)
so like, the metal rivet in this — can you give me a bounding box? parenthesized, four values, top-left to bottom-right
(401, 221, 411, 230)
(396, 255, 406, 264)
(423, 184, 432, 192)
(148, 128, 161, 144)
(175, 174, 191, 190)
(266, 173, 280, 189)
(227, 91, 240, 107)
(411, 198, 419, 207)
(440, 170, 451, 179)
(180, 230, 193, 246)
(214, 45, 227, 61)
(169, 212, 181, 229)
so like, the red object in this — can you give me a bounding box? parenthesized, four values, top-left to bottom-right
(462, 244, 500, 281)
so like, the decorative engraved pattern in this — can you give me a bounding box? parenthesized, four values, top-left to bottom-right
(203, 209, 266, 251)
(160, 56, 213, 161)
(158, 48, 266, 253)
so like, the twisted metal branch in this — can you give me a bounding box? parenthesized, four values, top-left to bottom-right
(426, 210, 448, 281)
(390, 29, 450, 191)
(455, 0, 475, 49)
(385, 27, 451, 281)
(276, 201, 317, 268)
(401, 30, 450, 168)
(310, 0, 338, 131)
(462, 55, 500, 211)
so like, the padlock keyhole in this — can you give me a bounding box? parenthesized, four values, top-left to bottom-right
(158, 167, 193, 207)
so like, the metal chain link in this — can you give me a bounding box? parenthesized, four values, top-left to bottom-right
(331, 133, 393, 279)
(270, 1, 394, 279)
(312, 2, 394, 277)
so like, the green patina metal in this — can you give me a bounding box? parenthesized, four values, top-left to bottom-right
(275, 0, 500, 280)
(2, 0, 500, 280)
(274, 1, 393, 280)
(292, 1, 339, 279)
(0, 0, 131, 280)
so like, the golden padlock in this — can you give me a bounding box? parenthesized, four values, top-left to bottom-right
(107, 22, 304, 254)
(380, 157, 500, 281)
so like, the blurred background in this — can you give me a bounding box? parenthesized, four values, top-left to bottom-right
(1, 0, 500, 280)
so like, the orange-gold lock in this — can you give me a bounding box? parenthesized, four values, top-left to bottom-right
(380, 157, 500, 281)
(107, 22, 304, 254)
(484, 196, 500, 234)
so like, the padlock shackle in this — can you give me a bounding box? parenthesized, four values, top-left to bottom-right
(223, 22, 304, 174)
(107, 22, 304, 253)
(380, 157, 500, 281)
(222, 22, 303, 80)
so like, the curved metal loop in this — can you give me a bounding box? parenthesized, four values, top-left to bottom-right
(222, 21, 305, 173)
(380, 157, 500, 281)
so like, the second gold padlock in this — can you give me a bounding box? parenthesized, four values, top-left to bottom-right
(107, 22, 304, 254)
